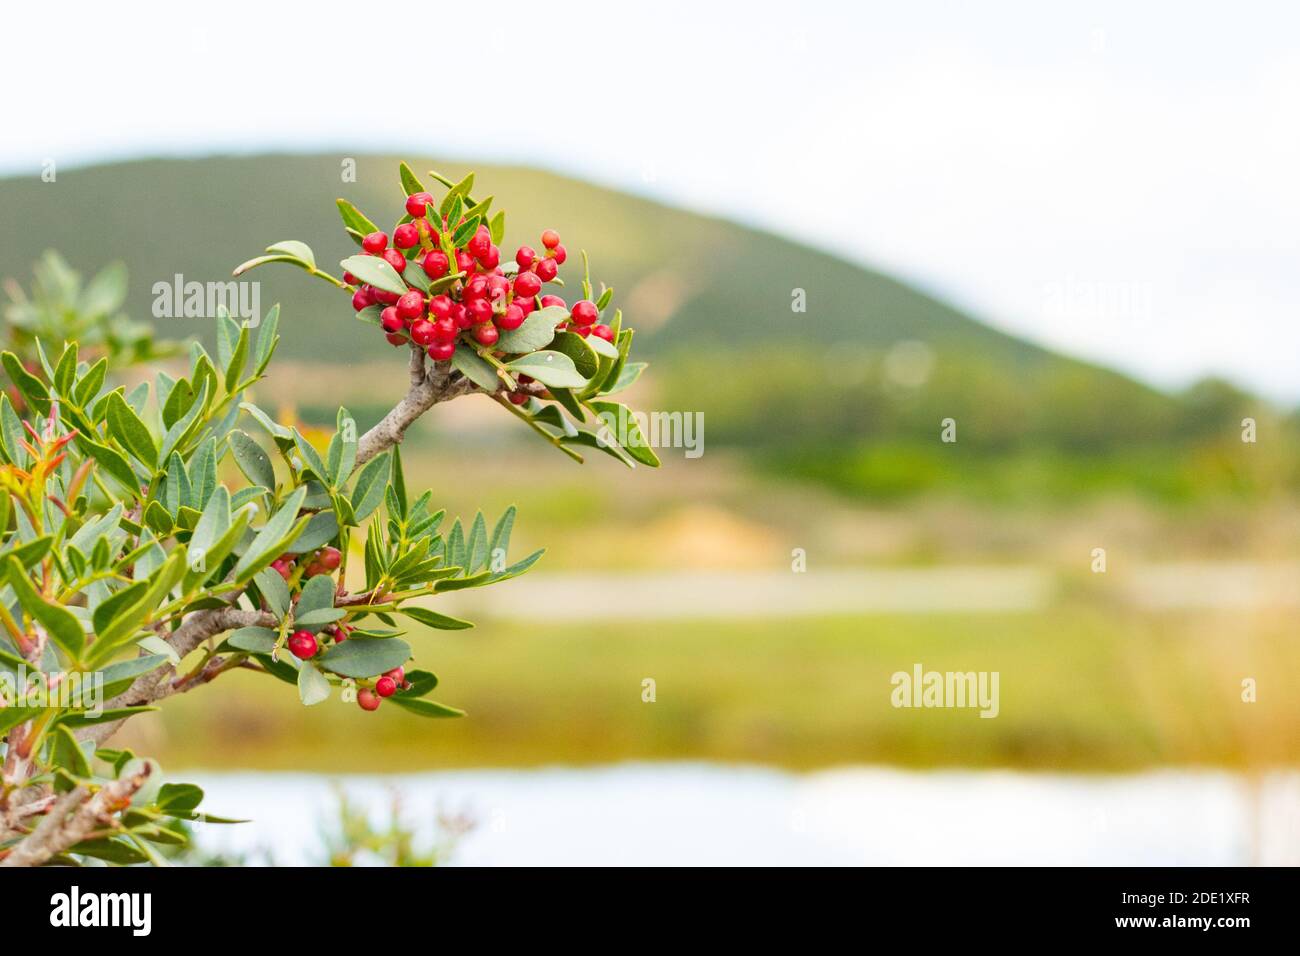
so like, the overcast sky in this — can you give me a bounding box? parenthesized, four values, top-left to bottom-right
(4, 1, 1298, 399)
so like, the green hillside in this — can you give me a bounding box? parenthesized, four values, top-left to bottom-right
(0, 154, 1050, 363)
(1, 155, 1290, 503)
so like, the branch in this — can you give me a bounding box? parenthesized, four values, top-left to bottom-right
(354, 348, 480, 466)
(0, 764, 151, 868)
(76, 606, 275, 747)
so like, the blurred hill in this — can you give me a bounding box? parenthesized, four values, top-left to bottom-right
(2, 155, 1295, 504)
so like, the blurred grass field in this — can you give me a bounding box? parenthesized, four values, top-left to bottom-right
(131, 598, 1299, 773)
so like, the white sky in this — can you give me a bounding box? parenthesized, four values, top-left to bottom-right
(4, 1, 1298, 399)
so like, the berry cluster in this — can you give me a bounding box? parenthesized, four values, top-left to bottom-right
(349, 206, 614, 363)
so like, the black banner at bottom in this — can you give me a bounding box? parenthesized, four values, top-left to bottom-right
(4, 865, 1288, 943)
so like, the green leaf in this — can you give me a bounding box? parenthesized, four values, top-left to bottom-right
(226, 626, 278, 654)
(591, 401, 662, 466)
(400, 606, 474, 630)
(489, 210, 506, 245)
(288, 510, 339, 553)
(349, 452, 389, 523)
(549, 331, 600, 379)
(340, 254, 407, 296)
(265, 240, 316, 270)
(48, 725, 91, 777)
(75, 435, 139, 495)
(391, 697, 465, 718)
(232, 254, 313, 277)
(159, 380, 209, 462)
(53, 342, 78, 397)
(100, 655, 169, 698)
(295, 574, 336, 619)
(1, 352, 51, 414)
(233, 486, 308, 582)
(157, 782, 205, 814)
(450, 346, 500, 390)
(254, 567, 291, 618)
(450, 215, 481, 249)
(588, 334, 619, 359)
(489, 506, 516, 561)
(336, 198, 379, 235)
(496, 305, 565, 354)
(398, 162, 425, 196)
(91, 580, 148, 635)
(297, 661, 331, 706)
(506, 351, 589, 388)
(317, 637, 411, 678)
(294, 607, 346, 630)
(328, 408, 358, 487)
(5, 556, 84, 659)
(605, 361, 647, 395)
(293, 430, 329, 483)
(253, 305, 281, 376)
(229, 431, 276, 491)
(73, 357, 109, 408)
(225, 321, 250, 393)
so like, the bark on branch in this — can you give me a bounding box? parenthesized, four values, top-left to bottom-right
(0, 765, 151, 868)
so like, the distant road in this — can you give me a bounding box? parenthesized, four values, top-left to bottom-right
(433, 563, 1300, 620)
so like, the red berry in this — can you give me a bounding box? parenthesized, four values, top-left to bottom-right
(467, 298, 493, 324)
(357, 687, 382, 711)
(394, 223, 420, 249)
(318, 546, 341, 570)
(536, 258, 558, 282)
(375, 676, 398, 698)
(380, 307, 404, 334)
(478, 244, 500, 270)
(463, 275, 488, 301)
(485, 275, 510, 302)
(396, 290, 426, 321)
(451, 303, 471, 329)
(351, 288, 375, 312)
(515, 246, 536, 268)
(405, 192, 435, 218)
(288, 630, 318, 659)
(467, 224, 492, 259)
(515, 295, 535, 316)
(455, 250, 476, 275)
(382, 248, 407, 273)
(271, 557, 294, 580)
(552, 244, 567, 264)
(362, 231, 389, 254)
(386, 332, 409, 346)
(591, 324, 615, 342)
(429, 294, 453, 320)
(573, 326, 591, 338)
(473, 323, 499, 346)
(427, 341, 456, 361)
(431, 316, 458, 342)
(571, 300, 599, 327)
(497, 304, 526, 331)
(541, 229, 560, 249)
(386, 667, 405, 683)
(508, 391, 529, 405)
(344, 271, 360, 286)
(422, 250, 449, 279)
(409, 319, 438, 346)
(514, 272, 543, 298)
(374, 288, 400, 306)
(540, 294, 566, 309)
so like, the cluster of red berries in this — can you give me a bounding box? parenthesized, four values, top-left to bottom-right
(270, 545, 341, 581)
(348, 205, 615, 364)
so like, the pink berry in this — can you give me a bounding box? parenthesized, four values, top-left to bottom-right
(571, 300, 599, 327)
(288, 630, 318, 659)
(422, 250, 449, 279)
(394, 223, 420, 249)
(358, 688, 382, 711)
(405, 192, 434, 218)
